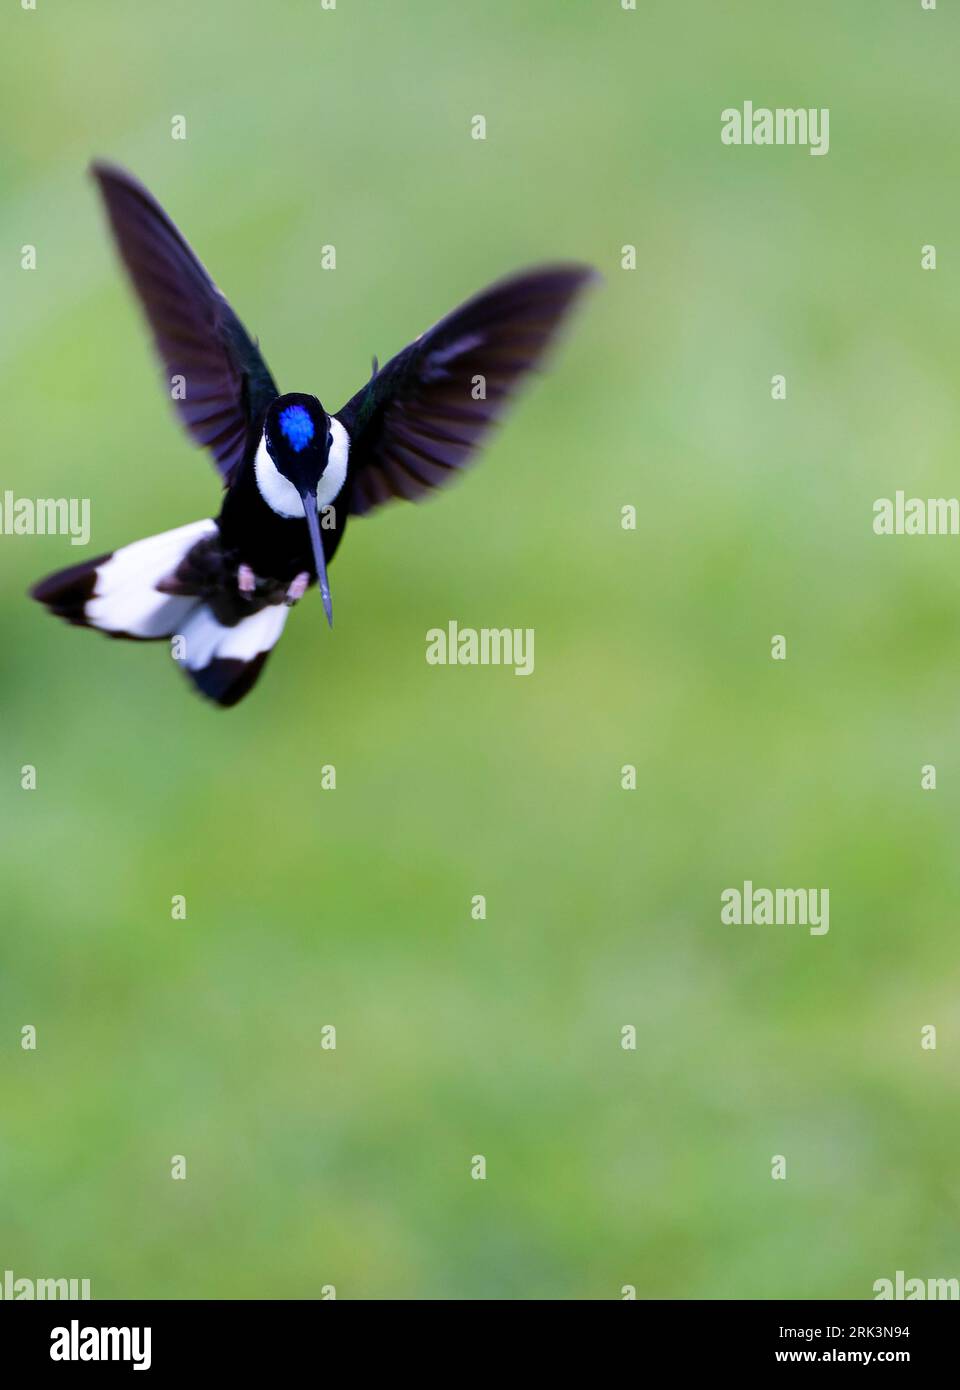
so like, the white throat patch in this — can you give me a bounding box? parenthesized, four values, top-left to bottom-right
(254, 436, 303, 518)
(319, 418, 350, 508)
(254, 417, 351, 518)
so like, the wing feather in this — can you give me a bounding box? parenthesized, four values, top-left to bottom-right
(91, 162, 279, 484)
(336, 264, 598, 516)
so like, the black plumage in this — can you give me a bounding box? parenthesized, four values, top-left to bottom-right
(31, 163, 598, 706)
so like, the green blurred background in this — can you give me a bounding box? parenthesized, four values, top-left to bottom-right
(2, 0, 959, 1299)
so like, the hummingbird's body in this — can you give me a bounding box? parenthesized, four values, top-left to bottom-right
(216, 443, 346, 586)
(32, 163, 597, 706)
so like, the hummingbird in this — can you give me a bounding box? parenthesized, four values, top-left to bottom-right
(31, 163, 598, 706)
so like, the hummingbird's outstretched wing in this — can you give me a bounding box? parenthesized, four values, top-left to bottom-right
(335, 264, 598, 516)
(91, 162, 279, 486)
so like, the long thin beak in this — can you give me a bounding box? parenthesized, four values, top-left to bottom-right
(301, 492, 333, 628)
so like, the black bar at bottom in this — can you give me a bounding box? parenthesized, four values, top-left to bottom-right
(0, 1298, 954, 1372)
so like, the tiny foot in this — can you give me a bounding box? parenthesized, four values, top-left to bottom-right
(237, 563, 256, 596)
(285, 571, 310, 606)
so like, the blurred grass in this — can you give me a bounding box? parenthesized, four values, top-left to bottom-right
(2, 0, 960, 1298)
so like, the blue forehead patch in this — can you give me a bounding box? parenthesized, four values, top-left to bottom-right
(278, 404, 315, 452)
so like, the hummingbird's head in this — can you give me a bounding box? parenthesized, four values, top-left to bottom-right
(255, 393, 350, 628)
(261, 394, 329, 493)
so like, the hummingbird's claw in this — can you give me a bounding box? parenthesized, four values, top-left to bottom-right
(285, 571, 310, 606)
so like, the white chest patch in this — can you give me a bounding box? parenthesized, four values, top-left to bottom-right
(254, 420, 351, 519)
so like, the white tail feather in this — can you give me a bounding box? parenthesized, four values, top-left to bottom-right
(176, 602, 289, 672)
(85, 519, 217, 638)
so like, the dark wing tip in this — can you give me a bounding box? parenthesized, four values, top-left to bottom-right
(88, 160, 175, 231)
(488, 260, 603, 291)
(89, 158, 148, 199)
(521, 261, 602, 282)
(464, 260, 602, 306)
(89, 156, 124, 181)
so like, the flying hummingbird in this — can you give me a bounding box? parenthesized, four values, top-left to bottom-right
(31, 163, 598, 706)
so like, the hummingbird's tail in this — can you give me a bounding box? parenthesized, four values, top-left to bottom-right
(31, 519, 217, 638)
(30, 518, 289, 707)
